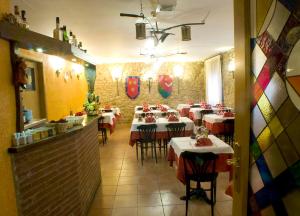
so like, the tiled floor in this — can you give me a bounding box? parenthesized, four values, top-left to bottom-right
(88, 124, 233, 216)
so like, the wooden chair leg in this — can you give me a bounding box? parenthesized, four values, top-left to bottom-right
(185, 180, 190, 216)
(141, 143, 144, 166)
(136, 143, 139, 160)
(154, 142, 157, 163)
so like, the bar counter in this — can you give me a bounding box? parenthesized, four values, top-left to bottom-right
(8, 116, 101, 216)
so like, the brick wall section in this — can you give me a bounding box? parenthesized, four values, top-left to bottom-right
(95, 61, 206, 123)
(11, 120, 100, 216)
(221, 50, 235, 109)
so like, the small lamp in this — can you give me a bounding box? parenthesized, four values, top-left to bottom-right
(173, 65, 184, 94)
(49, 56, 65, 77)
(72, 63, 84, 79)
(181, 26, 191, 41)
(111, 67, 122, 96)
(136, 22, 146, 40)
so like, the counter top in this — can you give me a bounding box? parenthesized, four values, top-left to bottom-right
(8, 115, 99, 154)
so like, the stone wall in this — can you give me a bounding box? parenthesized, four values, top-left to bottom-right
(221, 50, 235, 109)
(95, 61, 205, 123)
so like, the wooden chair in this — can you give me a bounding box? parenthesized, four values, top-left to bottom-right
(222, 119, 235, 146)
(136, 124, 157, 165)
(164, 123, 186, 155)
(181, 151, 218, 216)
(200, 109, 213, 125)
(98, 116, 107, 145)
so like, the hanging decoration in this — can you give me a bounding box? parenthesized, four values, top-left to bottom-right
(158, 75, 173, 98)
(125, 76, 140, 99)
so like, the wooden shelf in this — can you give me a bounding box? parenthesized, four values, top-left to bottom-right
(0, 21, 96, 66)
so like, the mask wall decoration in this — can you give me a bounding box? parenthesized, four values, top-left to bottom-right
(158, 75, 173, 98)
(14, 57, 28, 88)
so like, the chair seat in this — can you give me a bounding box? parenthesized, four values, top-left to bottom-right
(186, 173, 218, 182)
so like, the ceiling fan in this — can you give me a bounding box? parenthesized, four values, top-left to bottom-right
(140, 49, 188, 58)
(120, 0, 209, 44)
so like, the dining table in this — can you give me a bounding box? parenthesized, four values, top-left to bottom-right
(134, 109, 179, 118)
(129, 117, 195, 146)
(167, 135, 234, 196)
(188, 107, 232, 121)
(100, 112, 117, 134)
(176, 104, 201, 117)
(202, 113, 235, 135)
(134, 104, 170, 112)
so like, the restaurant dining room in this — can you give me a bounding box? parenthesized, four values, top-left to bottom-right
(1, 0, 300, 215)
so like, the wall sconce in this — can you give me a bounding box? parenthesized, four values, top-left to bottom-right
(49, 56, 65, 77)
(111, 67, 122, 96)
(72, 63, 84, 79)
(143, 70, 156, 93)
(228, 59, 235, 78)
(173, 64, 184, 94)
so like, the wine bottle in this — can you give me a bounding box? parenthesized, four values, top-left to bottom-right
(69, 31, 73, 44)
(53, 17, 61, 40)
(21, 10, 29, 29)
(78, 41, 82, 49)
(62, 25, 69, 43)
(14, 5, 22, 26)
(72, 34, 78, 46)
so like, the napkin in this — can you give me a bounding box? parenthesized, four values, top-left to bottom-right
(145, 116, 156, 123)
(196, 137, 213, 147)
(168, 114, 179, 122)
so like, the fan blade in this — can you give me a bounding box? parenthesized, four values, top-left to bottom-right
(159, 33, 174, 43)
(162, 22, 205, 31)
(120, 13, 144, 18)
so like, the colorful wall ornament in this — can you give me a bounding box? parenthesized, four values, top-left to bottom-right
(249, 0, 300, 215)
(125, 76, 140, 99)
(158, 75, 173, 98)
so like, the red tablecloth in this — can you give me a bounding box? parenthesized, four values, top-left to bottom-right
(129, 130, 193, 146)
(167, 146, 233, 196)
(102, 117, 116, 134)
(203, 120, 225, 135)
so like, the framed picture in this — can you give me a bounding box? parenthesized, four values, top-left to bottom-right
(25, 67, 36, 91)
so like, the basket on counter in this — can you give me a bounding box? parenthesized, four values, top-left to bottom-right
(56, 123, 69, 134)
(65, 116, 84, 126)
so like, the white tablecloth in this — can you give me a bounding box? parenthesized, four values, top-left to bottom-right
(202, 114, 235, 124)
(130, 117, 194, 132)
(169, 135, 234, 157)
(101, 112, 115, 125)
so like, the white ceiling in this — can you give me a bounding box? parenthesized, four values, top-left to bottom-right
(11, 0, 234, 63)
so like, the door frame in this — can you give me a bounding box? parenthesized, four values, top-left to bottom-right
(233, 0, 251, 215)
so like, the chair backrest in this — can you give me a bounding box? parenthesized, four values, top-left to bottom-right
(137, 124, 157, 142)
(190, 105, 200, 108)
(181, 151, 218, 180)
(200, 109, 213, 119)
(166, 122, 186, 139)
(223, 119, 235, 135)
(104, 109, 113, 113)
(98, 116, 105, 130)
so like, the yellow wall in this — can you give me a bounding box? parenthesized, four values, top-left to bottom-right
(0, 0, 19, 215)
(18, 49, 88, 120)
